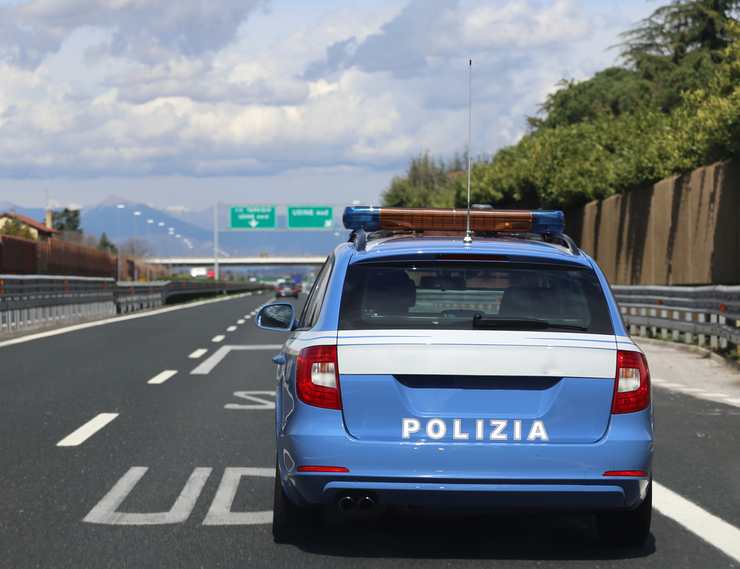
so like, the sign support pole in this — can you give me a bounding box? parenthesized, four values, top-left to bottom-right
(213, 202, 220, 281)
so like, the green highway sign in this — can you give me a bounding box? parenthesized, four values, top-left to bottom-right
(229, 206, 276, 230)
(287, 206, 334, 230)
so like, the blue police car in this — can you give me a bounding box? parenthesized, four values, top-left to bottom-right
(257, 206, 653, 546)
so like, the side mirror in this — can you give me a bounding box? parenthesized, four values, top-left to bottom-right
(256, 303, 296, 332)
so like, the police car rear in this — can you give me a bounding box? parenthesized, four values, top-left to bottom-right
(258, 207, 653, 546)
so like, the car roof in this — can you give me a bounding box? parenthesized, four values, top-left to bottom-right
(344, 234, 592, 268)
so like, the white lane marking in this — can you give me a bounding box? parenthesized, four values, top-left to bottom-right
(654, 382, 682, 389)
(189, 349, 208, 359)
(147, 370, 178, 385)
(654, 481, 740, 563)
(652, 379, 740, 408)
(0, 292, 255, 350)
(227, 326, 237, 332)
(225, 391, 276, 410)
(191, 345, 283, 375)
(203, 468, 274, 525)
(212, 335, 225, 343)
(57, 413, 119, 447)
(237, 319, 245, 325)
(83, 467, 212, 525)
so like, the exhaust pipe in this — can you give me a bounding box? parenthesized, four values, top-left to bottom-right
(338, 496, 355, 511)
(357, 496, 375, 510)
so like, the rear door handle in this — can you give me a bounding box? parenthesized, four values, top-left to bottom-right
(272, 354, 286, 365)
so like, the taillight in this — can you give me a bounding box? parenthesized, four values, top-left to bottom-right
(612, 350, 650, 414)
(296, 345, 341, 409)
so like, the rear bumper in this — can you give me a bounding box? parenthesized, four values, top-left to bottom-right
(278, 410, 653, 511)
(284, 477, 648, 511)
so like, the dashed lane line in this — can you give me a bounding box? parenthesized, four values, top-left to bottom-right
(212, 335, 225, 343)
(654, 481, 740, 564)
(189, 349, 208, 359)
(190, 345, 283, 375)
(57, 413, 119, 447)
(237, 320, 245, 325)
(147, 370, 178, 385)
(227, 326, 237, 332)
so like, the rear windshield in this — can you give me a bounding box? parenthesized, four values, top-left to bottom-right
(339, 261, 613, 334)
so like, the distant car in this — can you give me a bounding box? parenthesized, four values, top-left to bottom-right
(275, 282, 299, 298)
(258, 206, 653, 547)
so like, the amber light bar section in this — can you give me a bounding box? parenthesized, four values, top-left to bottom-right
(380, 208, 532, 232)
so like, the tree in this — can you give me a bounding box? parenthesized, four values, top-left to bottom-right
(52, 208, 81, 232)
(98, 232, 117, 254)
(528, 68, 656, 129)
(382, 153, 459, 208)
(620, 0, 740, 64)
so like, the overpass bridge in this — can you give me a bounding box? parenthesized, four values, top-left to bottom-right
(145, 256, 327, 267)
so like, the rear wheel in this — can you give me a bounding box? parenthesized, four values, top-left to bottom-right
(597, 481, 652, 547)
(272, 465, 321, 543)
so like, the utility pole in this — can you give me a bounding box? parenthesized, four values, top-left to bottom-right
(213, 202, 220, 281)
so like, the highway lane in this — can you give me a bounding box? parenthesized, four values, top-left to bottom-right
(1, 294, 738, 568)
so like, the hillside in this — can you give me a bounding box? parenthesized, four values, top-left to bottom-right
(383, 1, 740, 211)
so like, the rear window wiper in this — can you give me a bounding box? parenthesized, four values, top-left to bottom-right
(472, 315, 588, 331)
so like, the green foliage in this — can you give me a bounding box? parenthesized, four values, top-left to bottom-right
(52, 208, 81, 232)
(384, 2, 740, 212)
(97, 232, 117, 254)
(529, 68, 656, 129)
(0, 217, 35, 240)
(382, 153, 461, 208)
(620, 0, 740, 64)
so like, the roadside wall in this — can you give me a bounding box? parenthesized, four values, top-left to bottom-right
(0, 235, 168, 280)
(566, 160, 740, 285)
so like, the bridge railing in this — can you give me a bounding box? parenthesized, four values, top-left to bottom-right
(613, 285, 740, 355)
(0, 275, 265, 335)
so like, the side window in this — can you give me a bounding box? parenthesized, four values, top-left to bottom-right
(298, 256, 334, 329)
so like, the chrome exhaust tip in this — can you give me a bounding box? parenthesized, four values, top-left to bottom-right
(357, 496, 375, 510)
(338, 496, 355, 511)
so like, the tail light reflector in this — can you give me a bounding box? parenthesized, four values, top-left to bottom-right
(603, 470, 648, 477)
(612, 350, 651, 414)
(297, 465, 349, 473)
(296, 345, 341, 409)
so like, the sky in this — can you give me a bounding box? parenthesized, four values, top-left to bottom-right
(0, 0, 655, 211)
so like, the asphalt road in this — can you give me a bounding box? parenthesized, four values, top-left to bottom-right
(1, 292, 738, 569)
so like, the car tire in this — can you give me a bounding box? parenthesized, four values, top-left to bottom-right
(597, 480, 652, 547)
(272, 465, 321, 543)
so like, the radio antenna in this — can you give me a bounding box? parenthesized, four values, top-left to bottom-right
(463, 58, 473, 244)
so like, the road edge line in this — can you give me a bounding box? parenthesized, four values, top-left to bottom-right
(654, 481, 740, 563)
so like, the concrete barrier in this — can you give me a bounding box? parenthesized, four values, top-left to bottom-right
(567, 160, 740, 285)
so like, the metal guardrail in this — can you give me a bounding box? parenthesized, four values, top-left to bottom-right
(0, 275, 264, 335)
(613, 285, 740, 353)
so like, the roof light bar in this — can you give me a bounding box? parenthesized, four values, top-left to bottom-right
(343, 206, 564, 235)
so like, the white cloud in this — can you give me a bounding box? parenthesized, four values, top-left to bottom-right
(0, 0, 654, 188)
(1, 0, 268, 66)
